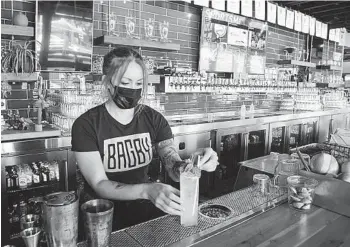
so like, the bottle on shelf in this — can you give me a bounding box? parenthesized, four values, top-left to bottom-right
(44, 162, 51, 182)
(31, 163, 41, 185)
(249, 103, 255, 119)
(18, 164, 28, 189)
(5, 168, 13, 189)
(240, 104, 246, 119)
(12, 202, 20, 232)
(24, 164, 33, 186)
(52, 161, 60, 181)
(19, 200, 28, 216)
(48, 161, 56, 181)
(11, 166, 19, 189)
(39, 162, 48, 184)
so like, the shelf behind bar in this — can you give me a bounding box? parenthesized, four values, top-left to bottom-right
(94, 35, 181, 51)
(1, 24, 34, 37)
(315, 65, 342, 71)
(6, 181, 60, 194)
(1, 73, 38, 82)
(277, 60, 316, 68)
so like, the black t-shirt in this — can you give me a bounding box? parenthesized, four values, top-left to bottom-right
(71, 104, 173, 197)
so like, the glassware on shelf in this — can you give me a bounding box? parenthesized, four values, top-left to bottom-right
(109, 13, 119, 36)
(144, 18, 156, 41)
(159, 21, 169, 42)
(125, 15, 138, 39)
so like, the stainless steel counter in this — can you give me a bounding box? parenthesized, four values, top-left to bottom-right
(77, 186, 287, 247)
(171, 108, 350, 135)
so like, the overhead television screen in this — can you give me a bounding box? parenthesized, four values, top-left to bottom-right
(36, 1, 93, 72)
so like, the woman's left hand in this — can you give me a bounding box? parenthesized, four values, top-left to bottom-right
(194, 147, 219, 172)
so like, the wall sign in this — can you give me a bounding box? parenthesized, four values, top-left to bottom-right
(294, 11, 302, 32)
(329, 29, 335, 41)
(204, 8, 247, 25)
(254, 0, 265, 21)
(194, 0, 208, 7)
(316, 20, 322, 38)
(302, 14, 309, 34)
(309, 17, 315, 36)
(322, 23, 328, 39)
(267, 3, 276, 24)
(211, 0, 225, 11)
(199, 7, 266, 74)
(228, 26, 248, 47)
(339, 28, 346, 46)
(227, 0, 240, 14)
(277, 6, 286, 27)
(285, 10, 294, 29)
(241, 0, 253, 18)
(334, 28, 340, 43)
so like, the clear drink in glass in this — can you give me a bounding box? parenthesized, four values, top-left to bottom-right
(180, 169, 200, 227)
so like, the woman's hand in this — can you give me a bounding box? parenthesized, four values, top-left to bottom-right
(194, 147, 219, 172)
(144, 183, 183, 216)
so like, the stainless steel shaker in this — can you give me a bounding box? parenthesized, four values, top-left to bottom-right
(81, 199, 114, 247)
(39, 191, 79, 247)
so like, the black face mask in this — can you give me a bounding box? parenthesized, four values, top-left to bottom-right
(110, 86, 142, 109)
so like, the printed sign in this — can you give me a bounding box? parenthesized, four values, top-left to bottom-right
(309, 17, 315, 36)
(241, 0, 253, 17)
(334, 28, 340, 43)
(302, 14, 309, 34)
(254, 0, 265, 20)
(294, 11, 302, 32)
(339, 28, 346, 46)
(329, 29, 335, 41)
(267, 3, 276, 24)
(322, 23, 328, 39)
(285, 10, 294, 29)
(316, 20, 322, 38)
(227, 0, 240, 14)
(277, 6, 286, 27)
(228, 26, 248, 47)
(194, 0, 208, 7)
(211, 0, 225, 11)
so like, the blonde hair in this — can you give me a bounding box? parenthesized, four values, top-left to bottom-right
(102, 47, 148, 115)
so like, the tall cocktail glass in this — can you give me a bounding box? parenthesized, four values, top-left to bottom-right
(180, 168, 201, 227)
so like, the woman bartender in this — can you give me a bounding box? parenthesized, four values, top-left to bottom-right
(71, 47, 218, 230)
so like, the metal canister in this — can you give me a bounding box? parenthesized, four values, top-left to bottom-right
(42, 191, 79, 247)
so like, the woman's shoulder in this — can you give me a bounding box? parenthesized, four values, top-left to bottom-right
(139, 104, 167, 123)
(74, 104, 106, 126)
(140, 104, 163, 117)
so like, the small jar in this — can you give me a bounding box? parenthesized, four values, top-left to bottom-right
(287, 175, 318, 212)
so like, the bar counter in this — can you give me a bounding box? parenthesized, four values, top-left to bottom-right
(77, 185, 350, 247)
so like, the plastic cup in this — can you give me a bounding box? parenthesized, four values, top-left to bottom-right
(180, 170, 200, 227)
(287, 175, 318, 212)
(81, 199, 114, 247)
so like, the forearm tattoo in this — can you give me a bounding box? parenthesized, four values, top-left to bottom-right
(114, 181, 126, 190)
(156, 139, 184, 181)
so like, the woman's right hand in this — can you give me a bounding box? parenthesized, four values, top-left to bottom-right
(144, 183, 183, 216)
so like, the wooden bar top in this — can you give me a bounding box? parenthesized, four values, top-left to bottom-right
(193, 203, 350, 247)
